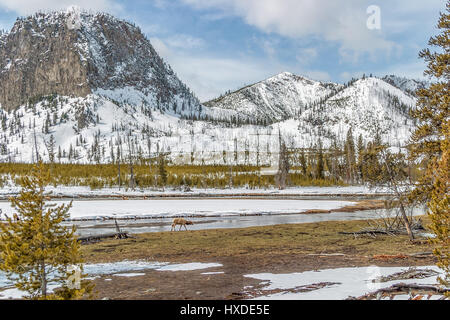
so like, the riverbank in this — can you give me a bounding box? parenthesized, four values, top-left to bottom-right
(80, 216, 436, 300)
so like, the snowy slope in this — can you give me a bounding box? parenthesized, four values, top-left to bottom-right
(204, 72, 342, 124)
(0, 76, 419, 165)
(297, 77, 416, 145)
(382, 75, 429, 97)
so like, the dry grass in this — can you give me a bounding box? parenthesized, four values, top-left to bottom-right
(300, 200, 386, 214)
(82, 215, 433, 264)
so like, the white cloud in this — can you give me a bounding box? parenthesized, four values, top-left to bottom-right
(296, 48, 318, 65)
(300, 70, 331, 82)
(151, 36, 275, 101)
(151, 35, 331, 101)
(165, 34, 206, 49)
(0, 0, 121, 16)
(339, 58, 429, 82)
(181, 0, 443, 62)
(377, 60, 428, 80)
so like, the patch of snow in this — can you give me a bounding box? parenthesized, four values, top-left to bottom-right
(201, 272, 225, 275)
(245, 265, 444, 300)
(0, 260, 223, 299)
(156, 263, 222, 272)
(113, 273, 146, 277)
(0, 199, 355, 220)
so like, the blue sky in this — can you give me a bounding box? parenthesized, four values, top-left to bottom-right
(0, 0, 445, 101)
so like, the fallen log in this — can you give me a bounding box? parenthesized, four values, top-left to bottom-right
(408, 252, 434, 258)
(373, 268, 440, 283)
(372, 254, 408, 260)
(339, 230, 393, 235)
(77, 232, 130, 244)
(348, 283, 450, 300)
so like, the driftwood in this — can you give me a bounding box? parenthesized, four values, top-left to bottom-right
(78, 232, 130, 244)
(348, 283, 449, 300)
(374, 268, 440, 283)
(339, 230, 395, 236)
(338, 230, 398, 239)
(339, 226, 426, 239)
(408, 252, 434, 258)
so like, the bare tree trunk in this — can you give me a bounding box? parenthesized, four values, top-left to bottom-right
(33, 127, 40, 163)
(399, 201, 414, 241)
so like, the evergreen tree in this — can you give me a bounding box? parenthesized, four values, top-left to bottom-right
(299, 149, 307, 176)
(158, 153, 168, 189)
(57, 146, 62, 162)
(344, 127, 356, 184)
(316, 139, 324, 179)
(409, 2, 449, 204)
(356, 134, 365, 183)
(46, 135, 56, 163)
(0, 162, 94, 299)
(275, 131, 290, 190)
(409, 2, 449, 289)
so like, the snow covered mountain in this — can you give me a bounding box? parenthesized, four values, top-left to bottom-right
(381, 75, 428, 97)
(204, 72, 342, 124)
(0, 9, 422, 165)
(296, 77, 416, 146)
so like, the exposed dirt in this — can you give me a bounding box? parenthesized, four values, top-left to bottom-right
(91, 253, 436, 300)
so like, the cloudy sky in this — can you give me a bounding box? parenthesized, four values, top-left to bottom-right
(0, 0, 445, 101)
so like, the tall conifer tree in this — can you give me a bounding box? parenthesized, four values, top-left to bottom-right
(0, 162, 93, 299)
(409, 1, 449, 289)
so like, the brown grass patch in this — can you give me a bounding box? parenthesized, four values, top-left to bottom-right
(82, 215, 432, 265)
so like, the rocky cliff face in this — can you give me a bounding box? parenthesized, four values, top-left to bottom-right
(0, 11, 90, 111)
(0, 7, 201, 115)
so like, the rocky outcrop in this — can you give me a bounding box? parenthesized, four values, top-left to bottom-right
(0, 7, 200, 114)
(0, 12, 90, 111)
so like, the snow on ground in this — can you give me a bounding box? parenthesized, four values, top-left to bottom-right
(82, 261, 222, 275)
(113, 273, 146, 277)
(245, 266, 444, 300)
(201, 272, 225, 275)
(0, 199, 355, 220)
(156, 263, 223, 272)
(0, 184, 391, 199)
(0, 260, 223, 299)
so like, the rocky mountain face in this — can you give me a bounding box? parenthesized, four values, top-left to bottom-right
(0, 7, 201, 116)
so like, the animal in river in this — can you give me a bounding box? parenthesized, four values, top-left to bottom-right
(171, 218, 193, 231)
